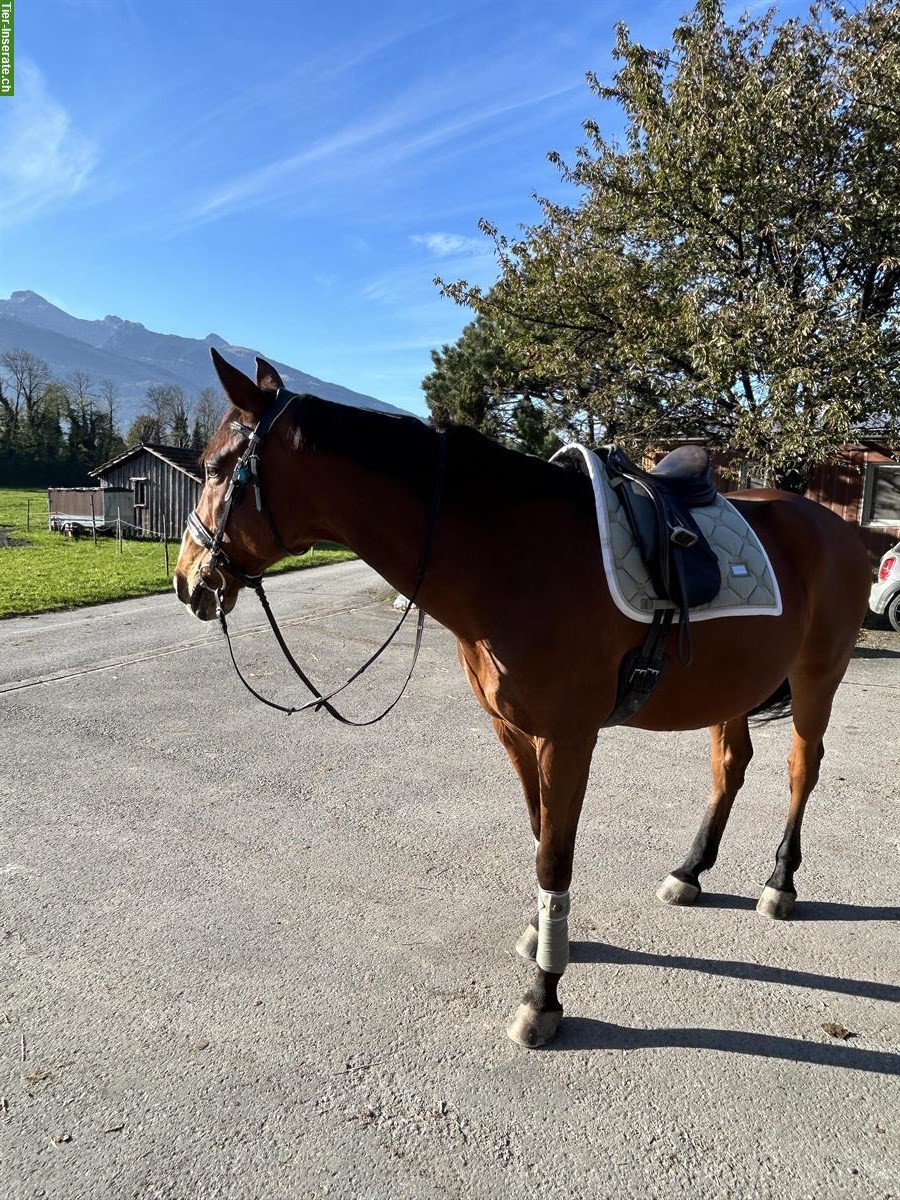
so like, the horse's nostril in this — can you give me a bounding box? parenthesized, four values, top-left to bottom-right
(187, 579, 220, 621)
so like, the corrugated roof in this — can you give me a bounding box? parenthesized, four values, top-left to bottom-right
(91, 443, 203, 481)
(144, 444, 203, 477)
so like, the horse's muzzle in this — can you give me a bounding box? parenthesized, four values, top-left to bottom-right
(173, 567, 222, 621)
(189, 583, 219, 622)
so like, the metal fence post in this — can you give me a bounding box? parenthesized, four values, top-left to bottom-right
(89, 494, 98, 547)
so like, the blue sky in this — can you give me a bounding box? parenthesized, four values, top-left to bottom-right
(0, 0, 809, 416)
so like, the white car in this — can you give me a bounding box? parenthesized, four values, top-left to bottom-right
(869, 541, 900, 632)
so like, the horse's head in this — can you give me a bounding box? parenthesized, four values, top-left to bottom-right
(174, 349, 318, 621)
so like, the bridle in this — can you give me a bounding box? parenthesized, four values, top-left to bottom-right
(186, 387, 447, 726)
(187, 387, 295, 591)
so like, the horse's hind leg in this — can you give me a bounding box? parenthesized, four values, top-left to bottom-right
(756, 668, 840, 919)
(657, 716, 753, 906)
(507, 732, 595, 1049)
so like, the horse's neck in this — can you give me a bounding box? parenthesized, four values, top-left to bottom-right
(307, 446, 453, 612)
(291, 429, 488, 636)
(288, 414, 600, 644)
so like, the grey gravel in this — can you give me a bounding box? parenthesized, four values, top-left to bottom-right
(1, 560, 898, 1200)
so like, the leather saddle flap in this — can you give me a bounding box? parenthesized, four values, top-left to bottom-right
(601, 447, 721, 611)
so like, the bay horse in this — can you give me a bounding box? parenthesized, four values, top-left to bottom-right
(173, 349, 871, 1049)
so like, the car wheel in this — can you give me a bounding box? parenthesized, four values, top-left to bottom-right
(887, 592, 900, 633)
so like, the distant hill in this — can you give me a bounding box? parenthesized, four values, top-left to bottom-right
(0, 291, 406, 423)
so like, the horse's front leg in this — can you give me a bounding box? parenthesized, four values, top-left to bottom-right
(507, 732, 595, 1049)
(491, 718, 545, 959)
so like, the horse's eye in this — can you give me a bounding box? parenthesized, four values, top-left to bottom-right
(205, 465, 219, 481)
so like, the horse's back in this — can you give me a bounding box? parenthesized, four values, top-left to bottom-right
(727, 488, 869, 576)
(726, 488, 871, 653)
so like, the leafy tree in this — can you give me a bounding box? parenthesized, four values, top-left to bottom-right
(0, 352, 125, 482)
(170, 408, 191, 448)
(64, 371, 98, 460)
(24, 383, 67, 464)
(126, 412, 163, 446)
(0, 349, 67, 464)
(99, 378, 123, 438)
(440, 0, 900, 489)
(423, 317, 564, 456)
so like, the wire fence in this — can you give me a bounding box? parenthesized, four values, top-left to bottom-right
(0, 496, 179, 574)
(0, 499, 177, 539)
(0, 498, 47, 534)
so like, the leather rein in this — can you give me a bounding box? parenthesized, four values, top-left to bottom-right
(186, 387, 447, 727)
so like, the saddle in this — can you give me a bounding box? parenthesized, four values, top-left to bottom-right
(598, 445, 722, 726)
(602, 445, 720, 611)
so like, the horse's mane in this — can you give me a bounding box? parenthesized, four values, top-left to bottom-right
(293, 394, 586, 504)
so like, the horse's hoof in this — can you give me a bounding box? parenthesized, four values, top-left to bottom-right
(507, 1002, 563, 1048)
(756, 886, 796, 920)
(515, 924, 538, 961)
(656, 874, 700, 906)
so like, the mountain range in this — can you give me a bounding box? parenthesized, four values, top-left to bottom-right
(0, 291, 404, 423)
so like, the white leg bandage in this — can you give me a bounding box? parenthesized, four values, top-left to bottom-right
(536, 886, 570, 974)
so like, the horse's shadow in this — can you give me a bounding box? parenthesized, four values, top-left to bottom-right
(853, 644, 899, 659)
(561, 900, 900, 1073)
(691, 891, 900, 923)
(550, 1017, 900, 1074)
(570, 936, 900, 1002)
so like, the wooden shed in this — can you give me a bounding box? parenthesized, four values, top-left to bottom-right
(736, 441, 899, 561)
(804, 442, 899, 561)
(90, 444, 202, 539)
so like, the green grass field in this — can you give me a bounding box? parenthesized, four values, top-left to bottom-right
(0, 487, 355, 618)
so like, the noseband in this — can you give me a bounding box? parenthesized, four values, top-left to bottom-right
(186, 388, 446, 727)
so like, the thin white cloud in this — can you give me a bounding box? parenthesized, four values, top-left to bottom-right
(411, 233, 486, 257)
(359, 265, 495, 326)
(175, 76, 580, 231)
(189, 106, 412, 223)
(0, 61, 98, 228)
(165, 9, 467, 163)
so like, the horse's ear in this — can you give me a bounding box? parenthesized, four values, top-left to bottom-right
(255, 356, 285, 391)
(209, 347, 268, 420)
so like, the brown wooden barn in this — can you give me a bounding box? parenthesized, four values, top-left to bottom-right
(802, 441, 899, 561)
(734, 440, 899, 561)
(90, 444, 202, 539)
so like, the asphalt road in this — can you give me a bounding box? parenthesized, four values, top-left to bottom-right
(2, 560, 898, 1200)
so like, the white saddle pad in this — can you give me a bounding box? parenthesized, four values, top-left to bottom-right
(552, 444, 782, 623)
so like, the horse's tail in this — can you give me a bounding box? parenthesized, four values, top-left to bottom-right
(748, 678, 793, 722)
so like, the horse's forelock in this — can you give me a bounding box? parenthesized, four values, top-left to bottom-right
(199, 408, 247, 466)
